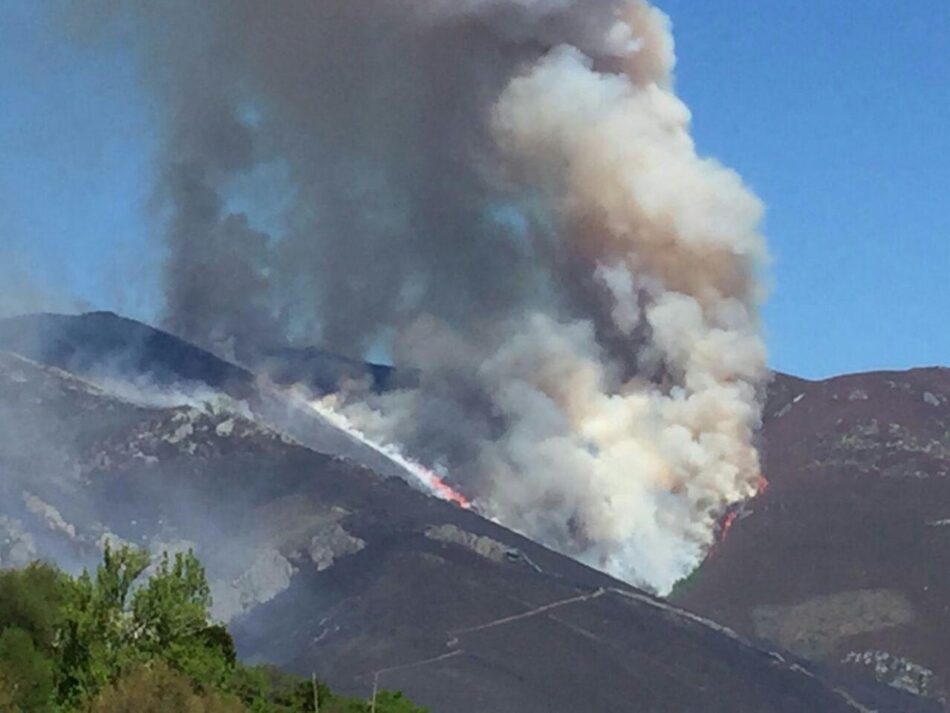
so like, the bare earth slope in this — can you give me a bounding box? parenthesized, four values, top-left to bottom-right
(675, 368, 950, 706)
(0, 312, 939, 712)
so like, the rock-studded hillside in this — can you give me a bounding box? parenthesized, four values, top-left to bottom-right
(675, 368, 950, 707)
(0, 312, 941, 712)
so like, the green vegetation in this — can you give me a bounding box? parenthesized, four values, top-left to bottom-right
(0, 546, 427, 713)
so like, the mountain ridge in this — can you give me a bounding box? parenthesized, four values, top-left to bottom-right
(0, 311, 943, 711)
(679, 363, 950, 706)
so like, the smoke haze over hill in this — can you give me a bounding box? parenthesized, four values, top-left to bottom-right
(68, 0, 768, 593)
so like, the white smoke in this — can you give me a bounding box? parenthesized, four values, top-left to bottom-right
(332, 5, 768, 594)
(83, 0, 769, 594)
(307, 394, 471, 509)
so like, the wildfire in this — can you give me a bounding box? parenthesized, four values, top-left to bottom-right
(718, 510, 740, 544)
(713, 473, 769, 551)
(306, 396, 472, 510)
(418, 466, 472, 510)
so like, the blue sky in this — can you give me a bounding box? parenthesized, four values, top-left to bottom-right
(661, 0, 950, 377)
(0, 1, 947, 378)
(0, 2, 159, 318)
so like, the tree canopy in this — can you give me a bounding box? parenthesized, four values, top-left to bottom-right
(0, 546, 427, 713)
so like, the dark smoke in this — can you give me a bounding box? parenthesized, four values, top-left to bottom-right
(76, 0, 769, 593)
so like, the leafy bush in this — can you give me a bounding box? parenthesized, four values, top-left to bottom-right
(0, 626, 56, 711)
(0, 547, 427, 712)
(87, 661, 246, 713)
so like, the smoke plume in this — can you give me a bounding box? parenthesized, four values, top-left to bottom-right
(98, 0, 768, 593)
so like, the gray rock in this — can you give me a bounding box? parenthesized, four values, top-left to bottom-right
(308, 523, 366, 572)
(212, 549, 296, 622)
(843, 650, 935, 697)
(752, 590, 915, 659)
(425, 524, 520, 564)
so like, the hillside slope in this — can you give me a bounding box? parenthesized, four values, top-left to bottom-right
(0, 312, 939, 712)
(675, 368, 950, 706)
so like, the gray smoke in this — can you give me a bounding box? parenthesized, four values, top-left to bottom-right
(91, 0, 769, 593)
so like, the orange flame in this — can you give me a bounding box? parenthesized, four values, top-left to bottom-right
(712, 473, 768, 553)
(718, 510, 739, 543)
(305, 396, 471, 509)
(420, 466, 472, 509)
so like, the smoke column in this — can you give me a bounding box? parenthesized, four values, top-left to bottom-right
(93, 0, 769, 593)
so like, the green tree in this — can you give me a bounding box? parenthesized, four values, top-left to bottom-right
(0, 548, 427, 713)
(373, 691, 429, 713)
(130, 550, 232, 687)
(0, 562, 65, 712)
(132, 551, 211, 649)
(0, 627, 56, 712)
(0, 562, 67, 654)
(57, 544, 150, 704)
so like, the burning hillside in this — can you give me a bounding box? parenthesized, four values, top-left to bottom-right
(0, 322, 939, 712)
(80, 0, 769, 594)
(307, 394, 472, 510)
(715, 475, 769, 548)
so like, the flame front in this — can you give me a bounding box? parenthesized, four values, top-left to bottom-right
(419, 467, 472, 510)
(307, 396, 471, 510)
(713, 473, 769, 551)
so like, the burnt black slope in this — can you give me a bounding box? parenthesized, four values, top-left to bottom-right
(676, 368, 950, 706)
(0, 312, 940, 712)
(0, 312, 425, 483)
(0, 312, 400, 397)
(0, 312, 256, 398)
(0, 352, 934, 713)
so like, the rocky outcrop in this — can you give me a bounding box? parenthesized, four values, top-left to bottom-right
(752, 590, 915, 659)
(308, 522, 365, 572)
(843, 650, 936, 698)
(213, 549, 297, 623)
(425, 524, 520, 564)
